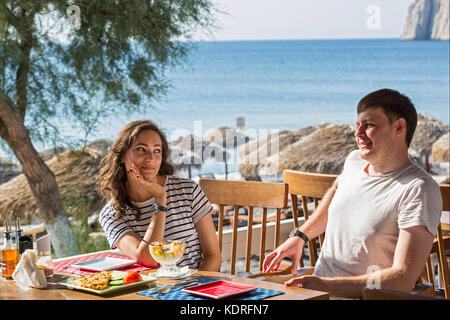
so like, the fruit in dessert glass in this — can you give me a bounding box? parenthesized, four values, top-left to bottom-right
(149, 240, 186, 277)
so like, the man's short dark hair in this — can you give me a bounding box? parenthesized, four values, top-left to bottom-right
(357, 88, 417, 147)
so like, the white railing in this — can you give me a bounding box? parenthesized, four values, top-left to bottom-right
(219, 217, 304, 260)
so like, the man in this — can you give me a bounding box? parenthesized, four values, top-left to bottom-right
(263, 88, 442, 298)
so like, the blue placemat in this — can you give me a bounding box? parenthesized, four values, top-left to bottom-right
(137, 277, 284, 300)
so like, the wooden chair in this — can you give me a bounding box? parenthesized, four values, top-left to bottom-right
(199, 179, 288, 275)
(283, 170, 338, 267)
(422, 184, 450, 298)
(246, 170, 337, 283)
(248, 174, 449, 299)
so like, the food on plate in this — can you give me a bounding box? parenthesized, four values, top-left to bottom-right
(109, 279, 124, 286)
(123, 271, 143, 285)
(110, 270, 127, 281)
(70, 270, 144, 290)
(73, 271, 111, 290)
(150, 240, 185, 264)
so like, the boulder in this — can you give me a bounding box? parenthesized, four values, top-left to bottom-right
(410, 114, 449, 157)
(431, 132, 449, 162)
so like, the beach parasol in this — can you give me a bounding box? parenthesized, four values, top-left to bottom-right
(169, 134, 204, 178)
(238, 126, 322, 164)
(202, 127, 251, 179)
(169, 145, 202, 178)
(240, 124, 358, 177)
(202, 141, 231, 179)
(203, 127, 250, 149)
(0, 147, 106, 224)
(238, 124, 335, 177)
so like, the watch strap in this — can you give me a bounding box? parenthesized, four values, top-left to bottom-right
(157, 205, 168, 212)
(291, 228, 309, 243)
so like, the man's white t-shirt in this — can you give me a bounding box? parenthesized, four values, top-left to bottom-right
(313, 150, 442, 278)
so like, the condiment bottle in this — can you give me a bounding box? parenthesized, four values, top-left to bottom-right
(13, 214, 33, 255)
(36, 234, 54, 277)
(1, 220, 19, 279)
(36, 251, 53, 277)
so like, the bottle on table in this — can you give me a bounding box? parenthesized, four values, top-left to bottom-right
(1, 220, 19, 279)
(36, 234, 54, 277)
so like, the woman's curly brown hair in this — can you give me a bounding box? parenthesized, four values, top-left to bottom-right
(98, 120, 175, 217)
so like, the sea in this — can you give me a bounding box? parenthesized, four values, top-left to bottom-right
(2, 39, 449, 180)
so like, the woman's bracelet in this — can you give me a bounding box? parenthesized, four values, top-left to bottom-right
(141, 239, 152, 245)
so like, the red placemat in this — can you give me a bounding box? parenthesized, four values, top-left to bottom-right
(53, 252, 157, 276)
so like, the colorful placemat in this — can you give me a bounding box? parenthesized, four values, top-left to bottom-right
(137, 277, 284, 300)
(53, 252, 157, 276)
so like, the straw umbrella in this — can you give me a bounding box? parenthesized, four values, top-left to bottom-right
(0, 147, 106, 224)
(202, 141, 231, 179)
(265, 124, 357, 175)
(238, 124, 334, 178)
(240, 124, 358, 177)
(169, 146, 202, 179)
(203, 127, 250, 149)
(238, 126, 320, 162)
(169, 134, 204, 178)
(203, 127, 249, 180)
(169, 134, 204, 151)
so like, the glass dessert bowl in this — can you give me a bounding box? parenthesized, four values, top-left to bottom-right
(149, 240, 186, 278)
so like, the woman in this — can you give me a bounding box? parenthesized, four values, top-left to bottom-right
(98, 120, 222, 271)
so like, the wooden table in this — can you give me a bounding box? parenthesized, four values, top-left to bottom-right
(0, 253, 329, 300)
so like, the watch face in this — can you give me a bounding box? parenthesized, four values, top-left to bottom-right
(289, 229, 296, 237)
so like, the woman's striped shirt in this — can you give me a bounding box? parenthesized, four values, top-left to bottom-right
(99, 176, 213, 269)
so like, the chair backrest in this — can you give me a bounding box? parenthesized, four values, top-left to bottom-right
(199, 179, 288, 275)
(422, 184, 450, 299)
(441, 183, 450, 213)
(437, 184, 449, 298)
(282, 170, 338, 267)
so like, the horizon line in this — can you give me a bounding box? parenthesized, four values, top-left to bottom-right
(181, 37, 405, 43)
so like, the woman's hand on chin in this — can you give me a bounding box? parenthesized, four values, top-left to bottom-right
(128, 164, 166, 205)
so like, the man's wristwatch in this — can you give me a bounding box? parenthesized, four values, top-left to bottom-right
(289, 228, 309, 243)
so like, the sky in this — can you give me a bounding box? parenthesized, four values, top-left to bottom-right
(194, 0, 417, 41)
(47, 0, 417, 43)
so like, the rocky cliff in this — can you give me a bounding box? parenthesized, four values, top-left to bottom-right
(401, 0, 449, 40)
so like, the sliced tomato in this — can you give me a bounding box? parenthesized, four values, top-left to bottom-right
(123, 271, 143, 285)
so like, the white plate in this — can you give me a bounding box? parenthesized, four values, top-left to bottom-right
(153, 266, 198, 279)
(59, 273, 157, 295)
(70, 257, 136, 272)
